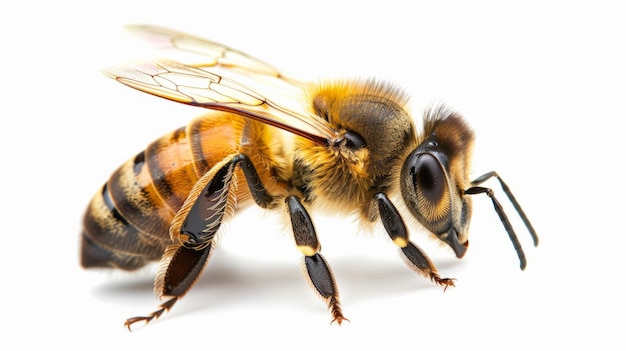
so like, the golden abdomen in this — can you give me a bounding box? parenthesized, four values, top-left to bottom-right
(81, 114, 253, 270)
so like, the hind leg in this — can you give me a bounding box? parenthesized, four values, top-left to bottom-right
(124, 153, 278, 330)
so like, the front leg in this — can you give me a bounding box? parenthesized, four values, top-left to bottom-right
(374, 192, 455, 290)
(286, 195, 347, 325)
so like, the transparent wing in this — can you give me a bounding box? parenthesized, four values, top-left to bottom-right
(124, 24, 304, 86)
(104, 59, 337, 145)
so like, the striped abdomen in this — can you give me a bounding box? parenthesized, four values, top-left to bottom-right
(81, 114, 253, 270)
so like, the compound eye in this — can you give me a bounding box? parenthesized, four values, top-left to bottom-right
(413, 153, 445, 204)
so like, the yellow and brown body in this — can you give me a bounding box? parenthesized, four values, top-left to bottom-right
(82, 25, 538, 330)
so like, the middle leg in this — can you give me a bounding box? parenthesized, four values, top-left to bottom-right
(285, 195, 347, 325)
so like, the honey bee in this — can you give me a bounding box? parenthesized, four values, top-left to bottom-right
(81, 25, 538, 330)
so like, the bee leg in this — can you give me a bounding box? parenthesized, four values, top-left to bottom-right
(124, 155, 243, 331)
(124, 153, 279, 330)
(235, 153, 276, 209)
(124, 244, 213, 331)
(374, 193, 455, 290)
(286, 195, 348, 325)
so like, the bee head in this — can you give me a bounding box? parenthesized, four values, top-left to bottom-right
(399, 107, 475, 258)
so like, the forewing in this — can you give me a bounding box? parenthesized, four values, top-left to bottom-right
(104, 59, 336, 144)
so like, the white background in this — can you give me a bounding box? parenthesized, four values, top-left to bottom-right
(2, 0, 624, 349)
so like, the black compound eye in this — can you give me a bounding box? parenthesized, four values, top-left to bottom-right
(413, 153, 445, 203)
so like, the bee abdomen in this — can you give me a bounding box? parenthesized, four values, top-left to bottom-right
(81, 128, 196, 270)
(81, 118, 241, 270)
(81, 181, 171, 270)
(80, 230, 148, 270)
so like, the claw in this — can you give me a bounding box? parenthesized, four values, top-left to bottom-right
(432, 275, 456, 292)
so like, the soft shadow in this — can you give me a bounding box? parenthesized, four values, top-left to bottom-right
(91, 249, 465, 319)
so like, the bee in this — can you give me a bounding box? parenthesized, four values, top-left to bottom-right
(81, 25, 538, 330)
